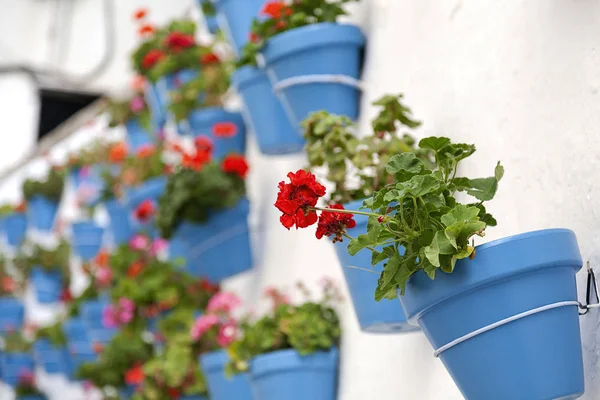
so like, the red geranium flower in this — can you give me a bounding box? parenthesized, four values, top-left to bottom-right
(199, 279, 220, 293)
(182, 149, 211, 171)
(315, 204, 356, 243)
(142, 49, 165, 70)
(92, 342, 104, 354)
(167, 388, 181, 398)
(164, 32, 196, 51)
(212, 122, 237, 138)
(127, 261, 145, 278)
(136, 144, 155, 158)
(201, 52, 220, 64)
(249, 32, 260, 43)
(261, 1, 292, 18)
(125, 364, 144, 385)
(60, 288, 73, 302)
(134, 200, 155, 222)
(133, 8, 148, 20)
(15, 201, 26, 213)
(194, 136, 214, 153)
(138, 24, 156, 37)
(1, 277, 15, 293)
(221, 154, 249, 179)
(275, 169, 326, 229)
(109, 142, 128, 163)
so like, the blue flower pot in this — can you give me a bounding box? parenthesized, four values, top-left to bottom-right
(3, 213, 27, 247)
(104, 199, 133, 245)
(30, 268, 62, 304)
(0, 297, 25, 334)
(27, 196, 59, 232)
(120, 384, 137, 399)
(250, 348, 338, 400)
(262, 23, 365, 127)
(188, 108, 246, 158)
(71, 221, 104, 261)
(0, 352, 35, 387)
(170, 199, 252, 282)
(125, 119, 154, 153)
(144, 82, 167, 130)
(211, 0, 263, 56)
(80, 299, 118, 345)
(200, 350, 254, 400)
(232, 66, 302, 155)
(333, 199, 416, 333)
(33, 340, 70, 375)
(400, 229, 584, 400)
(124, 177, 166, 236)
(67, 341, 97, 381)
(63, 317, 90, 344)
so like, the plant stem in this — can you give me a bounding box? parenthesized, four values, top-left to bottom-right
(312, 206, 382, 219)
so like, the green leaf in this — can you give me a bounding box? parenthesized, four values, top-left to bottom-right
(465, 177, 500, 201)
(386, 153, 426, 181)
(405, 174, 443, 197)
(371, 246, 395, 265)
(419, 137, 451, 151)
(495, 162, 504, 181)
(424, 231, 456, 267)
(444, 220, 485, 249)
(440, 204, 481, 227)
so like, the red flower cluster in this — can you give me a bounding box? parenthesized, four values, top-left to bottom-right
(182, 137, 213, 171)
(194, 136, 213, 153)
(164, 31, 196, 52)
(262, 1, 293, 18)
(315, 204, 356, 243)
(212, 122, 238, 138)
(133, 8, 148, 20)
(275, 170, 326, 229)
(135, 200, 155, 222)
(127, 261, 145, 278)
(142, 49, 165, 70)
(136, 144, 155, 158)
(138, 24, 156, 37)
(125, 364, 144, 385)
(60, 288, 73, 302)
(221, 154, 249, 179)
(201, 52, 220, 64)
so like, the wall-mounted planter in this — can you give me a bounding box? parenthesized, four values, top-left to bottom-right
(71, 221, 104, 261)
(63, 317, 90, 345)
(33, 339, 70, 376)
(124, 176, 167, 235)
(67, 342, 98, 381)
(144, 82, 167, 130)
(250, 348, 338, 400)
(4, 213, 27, 247)
(104, 199, 133, 245)
(210, 0, 263, 55)
(169, 198, 252, 282)
(200, 350, 254, 400)
(232, 66, 303, 155)
(0, 297, 24, 334)
(188, 108, 246, 159)
(400, 229, 584, 400)
(157, 68, 198, 134)
(125, 119, 154, 153)
(0, 352, 35, 387)
(30, 268, 62, 304)
(334, 199, 417, 334)
(263, 23, 365, 128)
(80, 299, 118, 345)
(27, 195, 59, 232)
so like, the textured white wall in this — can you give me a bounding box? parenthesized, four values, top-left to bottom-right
(1, 0, 600, 399)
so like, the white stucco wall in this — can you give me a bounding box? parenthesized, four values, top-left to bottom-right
(1, 0, 600, 399)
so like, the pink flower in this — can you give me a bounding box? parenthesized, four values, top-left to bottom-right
(18, 369, 34, 385)
(95, 266, 112, 286)
(82, 380, 95, 392)
(77, 183, 99, 203)
(206, 292, 241, 314)
(217, 320, 237, 347)
(130, 96, 145, 113)
(102, 305, 118, 328)
(150, 238, 168, 255)
(79, 165, 91, 178)
(102, 298, 135, 328)
(190, 314, 219, 341)
(129, 234, 149, 251)
(118, 298, 135, 324)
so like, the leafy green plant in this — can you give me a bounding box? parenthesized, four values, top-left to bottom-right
(14, 240, 71, 288)
(2, 331, 32, 352)
(14, 371, 45, 398)
(0, 255, 23, 296)
(239, 0, 358, 66)
(227, 282, 341, 375)
(67, 141, 115, 171)
(157, 160, 246, 239)
(200, 0, 216, 17)
(66, 283, 101, 318)
(106, 96, 152, 130)
(35, 321, 67, 348)
(120, 144, 166, 187)
(22, 167, 66, 202)
(303, 94, 431, 204)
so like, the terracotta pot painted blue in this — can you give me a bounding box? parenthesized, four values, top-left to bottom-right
(144, 82, 167, 130)
(188, 108, 246, 158)
(71, 221, 104, 261)
(0, 297, 24, 334)
(27, 196, 59, 232)
(63, 317, 90, 344)
(125, 119, 154, 153)
(124, 177, 166, 235)
(3, 213, 27, 247)
(169, 199, 252, 282)
(30, 268, 62, 304)
(262, 23, 365, 127)
(400, 229, 584, 400)
(0, 352, 35, 387)
(250, 348, 338, 400)
(232, 66, 302, 155)
(210, 0, 262, 54)
(200, 350, 254, 400)
(333, 199, 416, 333)
(104, 199, 133, 245)
(33, 340, 70, 375)
(67, 341, 97, 381)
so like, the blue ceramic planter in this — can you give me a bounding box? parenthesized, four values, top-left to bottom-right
(250, 348, 338, 400)
(80, 299, 118, 344)
(30, 268, 62, 304)
(4, 213, 27, 247)
(333, 199, 416, 333)
(71, 221, 104, 261)
(0, 297, 24, 334)
(27, 196, 59, 232)
(144, 82, 167, 129)
(67, 342, 97, 381)
(400, 229, 584, 400)
(262, 23, 365, 127)
(63, 317, 90, 344)
(33, 340, 70, 375)
(0, 352, 35, 387)
(104, 199, 133, 245)
(200, 350, 254, 400)
(210, 0, 263, 55)
(169, 199, 252, 282)
(188, 108, 246, 158)
(124, 177, 166, 235)
(125, 119, 154, 153)
(232, 66, 302, 155)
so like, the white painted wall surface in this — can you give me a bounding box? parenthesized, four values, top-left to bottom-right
(1, 0, 600, 399)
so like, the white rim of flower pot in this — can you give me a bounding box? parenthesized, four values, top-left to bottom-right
(273, 74, 364, 93)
